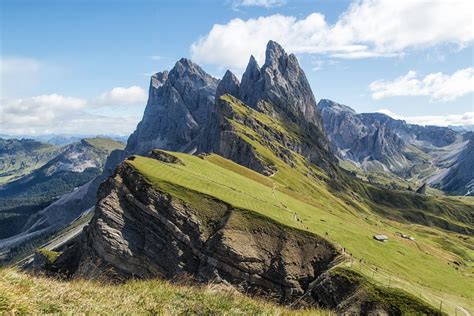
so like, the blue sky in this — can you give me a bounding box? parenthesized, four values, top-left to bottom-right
(1, 0, 473, 135)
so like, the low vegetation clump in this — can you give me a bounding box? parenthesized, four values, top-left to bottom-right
(36, 248, 60, 265)
(0, 269, 329, 315)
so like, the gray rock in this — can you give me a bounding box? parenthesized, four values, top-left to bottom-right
(216, 70, 240, 99)
(435, 132, 474, 195)
(126, 59, 218, 155)
(415, 183, 427, 195)
(239, 41, 321, 129)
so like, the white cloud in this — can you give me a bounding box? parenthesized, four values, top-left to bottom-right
(96, 86, 147, 106)
(191, 0, 474, 69)
(1, 94, 87, 126)
(369, 68, 474, 101)
(233, 0, 286, 8)
(1, 86, 147, 136)
(149, 55, 162, 61)
(377, 109, 474, 127)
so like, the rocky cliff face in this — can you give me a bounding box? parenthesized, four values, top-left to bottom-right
(67, 160, 340, 301)
(50, 155, 441, 315)
(200, 42, 334, 176)
(239, 41, 320, 127)
(126, 59, 218, 155)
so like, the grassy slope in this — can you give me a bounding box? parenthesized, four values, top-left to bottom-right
(128, 153, 473, 314)
(0, 269, 330, 315)
(83, 137, 125, 153)
(0, 139, 60, 185)
(219, 97, 474, 313)
(125, 93, 474, 314)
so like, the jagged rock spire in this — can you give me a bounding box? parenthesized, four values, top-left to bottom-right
(239, 55, 263, 107)
(216, 70, 240, 99)
(126, 58, 218, 155)
(151, 71, 169, 89)
(237, 40, 320, 129)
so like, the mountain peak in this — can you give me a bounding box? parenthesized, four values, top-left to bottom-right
(239, 55, 262, 107)
(247, 55, 260, 72)
(216, 70, 240, 99)
(151, 71, 169, 89)
(318, 99, 356, 115)
(264, 40, 286, 66)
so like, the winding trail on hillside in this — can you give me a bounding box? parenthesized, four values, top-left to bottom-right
(458, 306, 472, 316)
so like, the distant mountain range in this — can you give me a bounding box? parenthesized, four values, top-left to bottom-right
(0, 137, 124, 256)
(318, 99, 473, 195)
(0, 134, 128, 146)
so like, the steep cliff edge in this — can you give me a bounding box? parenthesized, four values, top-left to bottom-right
(52, 152, 443, 314)
(70, 158, 341, 302)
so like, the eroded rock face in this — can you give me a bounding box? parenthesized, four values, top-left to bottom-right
(51, 160, 441, 314)
(68, 161, 339, 303)
(215, 70, 240, 99)
(239, 41, 320, 128)
(126, 59, 218, 155)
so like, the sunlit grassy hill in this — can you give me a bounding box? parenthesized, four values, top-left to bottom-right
(127, 150, 473, 315)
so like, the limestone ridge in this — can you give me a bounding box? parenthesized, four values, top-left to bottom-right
(218, 42, 322, 129)
(240, 42, 319, 125)
(438, 132, 474, 195)
(126, 59, 218, 155)
(204, 41, 335, 175)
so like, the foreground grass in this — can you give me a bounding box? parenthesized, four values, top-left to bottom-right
(0, 269, 329, 315)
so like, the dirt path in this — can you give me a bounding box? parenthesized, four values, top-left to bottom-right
(458, 306, 472, 316)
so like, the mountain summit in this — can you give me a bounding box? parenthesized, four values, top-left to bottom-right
(228, 41, 321, 128)
(126, 58, 218, 155)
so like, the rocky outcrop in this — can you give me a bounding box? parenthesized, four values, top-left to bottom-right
(126, 59, 218, 155)
(215, 70, 240, 99)
(51, 158, 442, 314)
(65, 161, 339, 302)
(199, 95, 277, 176)
(310, 268, 442, 315)
(416, 183, 427, 195)
(239, 41, 320, 127)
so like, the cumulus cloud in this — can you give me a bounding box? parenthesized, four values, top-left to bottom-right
(96, 86, 147, 106)
(369, 68, 474, 101)
(377, 109, 474, 127)
(1, 85, 147, 136)
(1, 94, 87, 126)
(233, 0, 286, 8)
(191, 0, 473, 69)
